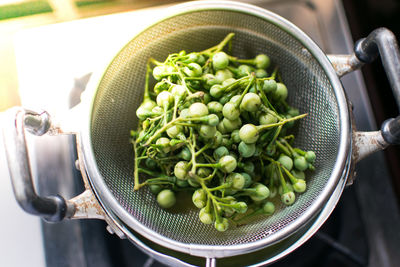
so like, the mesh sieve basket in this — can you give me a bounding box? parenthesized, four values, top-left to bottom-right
(81, 0, 351, 260)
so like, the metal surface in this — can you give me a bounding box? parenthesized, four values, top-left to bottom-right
(79, 0, 351, 259)
(352, 131, 388, 163)
(327, 54, 364, 77)
(9, 0, 400, 266)
(89, 144, 351, 266)
(69, 189, 104, 220)
(354, 28, 400, 111)
(2, 107, 72, 222)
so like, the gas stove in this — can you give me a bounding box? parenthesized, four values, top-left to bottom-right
(3, 0, 400, 266)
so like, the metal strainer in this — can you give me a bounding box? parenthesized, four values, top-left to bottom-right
(4, 1, 400, 266)
(88, 0, 347, 254)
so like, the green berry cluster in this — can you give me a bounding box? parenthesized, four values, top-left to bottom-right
(130, 33, 316, 231)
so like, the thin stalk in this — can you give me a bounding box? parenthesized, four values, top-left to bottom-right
(189, 128, 197, 173)
(258, 84, 278, 113)
(143, 60, 152, 101)
(195, 144, 211, 156)
(208, 183, 230, 192)
(256, 113, 307, 131)
(144, 117, 182, 146)
(276, 163, 290, 193)
(276, 140, 292, 157)
(234, 75, 255, 108)
(201, 33, 235, 53)
(133, 142, 140, 190)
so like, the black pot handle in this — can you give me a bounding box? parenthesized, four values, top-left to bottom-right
(354, 27, 400, 144)
(2, 108, 75, 222)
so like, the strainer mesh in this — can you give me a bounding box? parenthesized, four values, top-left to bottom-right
(90, 10, 339, 246)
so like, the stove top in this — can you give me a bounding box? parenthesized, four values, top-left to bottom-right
(5, 0, 400, 266)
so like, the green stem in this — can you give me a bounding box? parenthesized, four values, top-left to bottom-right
(195, 144, 211, 156)
(276, 163, 290, 193)
(144, 117, 182, 146)
(189, 128, 197, 174)
(276, 140, 292, 157)
(234, 75, 255, 108)
(195, 163, 219, 168)
(149, 57, 163, 66)
(175, 122, 197, 127)
(256, 113, 307, 131)
(133, 142, 140, 190)
(201, 33, 235, 53)
(281, 165, 299, 184)
(229, 58, 255, 65)
(279, 138, 297, 156)
(208, 183, 231, 192)
(271, 67, 279, 80)
(258, 84, 278, 113)
(143, 60, 152, 101)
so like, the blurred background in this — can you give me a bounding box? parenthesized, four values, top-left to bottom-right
(1, 1, 399, 267)
(1, 0, 400, 113)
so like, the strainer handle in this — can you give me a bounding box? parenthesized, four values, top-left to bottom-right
(2, 107, 75, 222)
(354, 27, 400, 144)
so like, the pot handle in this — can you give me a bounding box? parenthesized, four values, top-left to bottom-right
(329, 28, 400, 162)
(2, 107, 76, 222)
(354, 28, 400, 144)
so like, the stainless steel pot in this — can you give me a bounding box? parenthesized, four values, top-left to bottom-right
(3, 1, 400, 266)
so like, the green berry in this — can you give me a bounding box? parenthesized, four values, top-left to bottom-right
(305, 151, 316, 163)
(215, 218, 229, 232)
(262, 201, 275, 215)
(273, 82, 288, 101)
(223, 102, 240, 120)
(281, 191, 295, 206)
(259, 113, 278, 125)
(210, 84, 224, 98)
(238, 141, 256, 158)
(156, 91, 173, 108)
(183, 62, 202, 77)
(199, 125, 217, 139)
(199, 208, 214, 224)
(222, 117, 242, 132)
(189, 102, 209, 117)
(156, 137, 170, 153)
(293, 179, 306, 193)
(157, 189, 176, 209)
(238, 64, 253, 77)
(255, 69, 268, 78)
(250, 183, 270, 201)
(262, 79, 277, 94)
(214, 146, 229, 161)
(254, 54, 270, 69)
(231, 129, 241, 143)
(239, 124, 259, 144)
(240, 93, 261, 112)
(219, 155, 237, 173)
(215, 69, 233, 83)
(192, 189, 207, 208)
(294, 156, 308, 171)
(174, 161, 189, 180)
(149, 184, 162, 195)
(212, 52, 229, 70)
(207, 101, 223, 114)
(278, 154, 293, 171)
